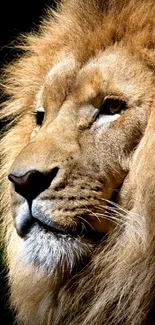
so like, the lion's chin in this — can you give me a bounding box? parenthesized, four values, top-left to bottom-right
(19, 223, 104, 274)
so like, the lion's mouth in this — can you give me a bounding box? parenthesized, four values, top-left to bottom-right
(15, 203, 105, 242)
(37, 217, 105, 242)
(14, 184, 121, 248)
(15, 185, 121, 241)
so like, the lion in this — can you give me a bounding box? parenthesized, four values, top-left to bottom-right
(1, 0, 155, 324)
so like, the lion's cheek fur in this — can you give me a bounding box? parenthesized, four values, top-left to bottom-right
(129, 110, 155, 222)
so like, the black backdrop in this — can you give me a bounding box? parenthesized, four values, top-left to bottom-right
(0, 2, 56, 324)
(0, 1, 56, 67)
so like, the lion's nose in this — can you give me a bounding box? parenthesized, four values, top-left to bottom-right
(8, 168, 59, 201)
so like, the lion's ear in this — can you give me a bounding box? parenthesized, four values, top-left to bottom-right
(129, 106, 155, 232)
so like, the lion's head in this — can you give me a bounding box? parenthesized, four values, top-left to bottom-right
(1, 0, 155, 324)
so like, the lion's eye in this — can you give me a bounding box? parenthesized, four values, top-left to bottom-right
(35, 107, 45, 126)
(94, 98, 126, 121)
(101, 98, 126, 115)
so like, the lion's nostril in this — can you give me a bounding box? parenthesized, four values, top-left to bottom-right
(8, 167, 59, 201)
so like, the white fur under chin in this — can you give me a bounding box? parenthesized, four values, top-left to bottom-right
(18, 224, 94, 274)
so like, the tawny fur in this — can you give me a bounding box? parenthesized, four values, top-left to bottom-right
(1, 0, 155, 324)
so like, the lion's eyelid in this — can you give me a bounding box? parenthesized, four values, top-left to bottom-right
(97, 114, 120, 124)
(93, 114, 120, 130)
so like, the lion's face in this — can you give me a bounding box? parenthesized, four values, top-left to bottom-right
(2, 1, 155, 324)
(8, 48, 153, 272)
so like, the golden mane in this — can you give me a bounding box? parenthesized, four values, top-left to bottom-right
(1, 1, 155, 324)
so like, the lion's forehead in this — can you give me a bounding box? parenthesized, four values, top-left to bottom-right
(36, 48, 153, 114)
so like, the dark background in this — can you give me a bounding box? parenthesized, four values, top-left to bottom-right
(0, 1, 56, 67)
(0, 1, 56, 323)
